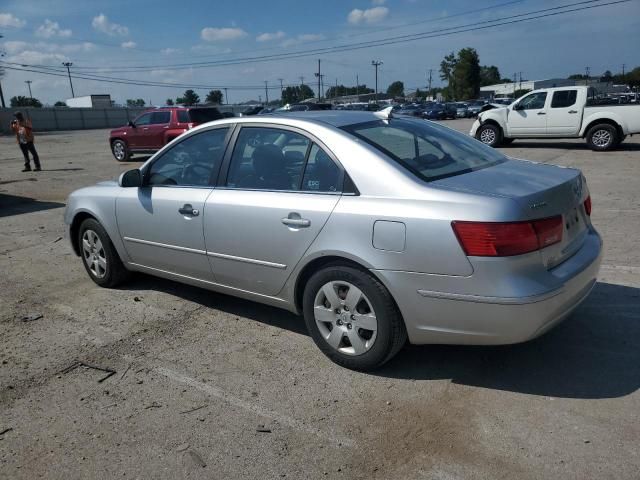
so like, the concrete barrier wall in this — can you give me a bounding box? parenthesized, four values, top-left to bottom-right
(1, 106, 246, 135)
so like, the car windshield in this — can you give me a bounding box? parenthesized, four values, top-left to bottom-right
(342, 118, 506, 182)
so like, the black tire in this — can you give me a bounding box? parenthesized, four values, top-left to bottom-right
(476, 123, 503, 147)
(615, 134, 626, 146)
(78, 218, 130, 288)
(302, 264, 407, 371)
(586, 123, 618, 151)
(502, 138, 515, 145)
(111, 139, 130, 161)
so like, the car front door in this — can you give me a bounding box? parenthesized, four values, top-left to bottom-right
(507, 91, 549, 136)
(546, 89, 581, 135)
(145, 111, 172, 148)
(203, 126, 343, 296)
(115, 126, 230, 280)
(127, 112, 152, 148)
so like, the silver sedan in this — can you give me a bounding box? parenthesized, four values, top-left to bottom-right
(64, 110, 602, 370)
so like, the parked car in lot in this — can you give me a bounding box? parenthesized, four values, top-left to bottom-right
(471, 86, 640, 150)
(454, 102, 469, 118)
(422, 103, 445, 120)
(466, 101, 486, 117)
(239, 105, 264, 116)
(109, 107, 223, 161)
(67, 109, 602, 370)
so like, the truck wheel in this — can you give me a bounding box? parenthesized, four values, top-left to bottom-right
(477, 124, 503, 147)
(586, 124, 618, 151)
(111, 139, 130, 161)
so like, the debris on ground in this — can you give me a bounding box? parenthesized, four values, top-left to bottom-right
(20, 313, 43, 322)
(59, 361, 117, 383)
(187, 450, 207, 468)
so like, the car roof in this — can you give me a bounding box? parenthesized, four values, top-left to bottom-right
(253, 110, 386, 128)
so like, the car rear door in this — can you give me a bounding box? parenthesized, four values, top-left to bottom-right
(546, 89, 581, 135)
(203, 125, 343, 296)
(115, 126, 231, 280)
(507, 91, 549, 136)
(142, 111, 171, 148)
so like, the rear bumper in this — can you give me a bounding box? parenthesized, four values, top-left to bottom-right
(374, 229, 603, 345)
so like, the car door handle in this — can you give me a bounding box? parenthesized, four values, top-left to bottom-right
(568, 110, 578, 114)
(537, 112, 546, 115)
(282, 214, 310, 228)
(179, 204, 199, 216)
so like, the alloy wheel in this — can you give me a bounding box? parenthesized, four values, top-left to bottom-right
(113, 142, 125, 160)
(313, 281, 378, 356)
(82, 229, 107, 278)
(592, 129, 612, 147)
(480, 128, 496, 144)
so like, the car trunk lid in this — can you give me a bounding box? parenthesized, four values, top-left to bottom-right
(434, 159, 589, 268)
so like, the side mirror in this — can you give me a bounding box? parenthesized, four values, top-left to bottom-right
(513, 103, 523, 111)
(128, 120, 136, 128)
(118, 169, 142, 188)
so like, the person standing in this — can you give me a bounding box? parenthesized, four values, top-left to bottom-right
(10, 111, 41, 172)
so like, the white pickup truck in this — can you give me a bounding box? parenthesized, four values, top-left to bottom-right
(470, 86, 640, 151)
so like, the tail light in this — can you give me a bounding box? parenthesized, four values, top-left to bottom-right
(584, 195, 592, 216)
(452, 216, 563, 257)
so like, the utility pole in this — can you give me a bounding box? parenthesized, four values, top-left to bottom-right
(356, 74, 359, 96)
(25, 80, 33, 98)
(224, 87, 228, 105)
(372, 60, 383, 104)
(585, 66, 590, 85)
(518, 72, 523, 92)
(264, 81, 269, 105)
(278, 78, 284, 105)
(335, 78, 338, 100)
(622, 64, 626, 83)
(427, 69, 433, 100)
(315, 59, 322, 102)
(62, 62, 75, 97)
(0, 34, 6, 107)
(513, 73, 517, 96)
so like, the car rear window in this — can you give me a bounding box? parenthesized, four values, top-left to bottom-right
(187, 108, 223, 124)
(177, 110, 189, 123)
(551, 90, 577, 108)
(342, 118, 506, 182)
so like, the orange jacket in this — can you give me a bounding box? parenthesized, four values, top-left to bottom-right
(10, 119, 35, 144)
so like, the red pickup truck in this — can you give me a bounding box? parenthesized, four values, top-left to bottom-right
(109, 107, 223, 161)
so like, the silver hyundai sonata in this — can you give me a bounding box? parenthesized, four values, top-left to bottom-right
(64, 110, 602, 370)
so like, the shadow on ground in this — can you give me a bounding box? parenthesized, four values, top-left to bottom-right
(0, 193, 65, 217)
(123, 275, 639, 400)
(502, 141, 640, 151)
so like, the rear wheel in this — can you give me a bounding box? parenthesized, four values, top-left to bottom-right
(302, 265, 407, 371)
(586, 124, 618, 151)
(78, 218, 130, 288)
(111, 139, 130, 161)
(477, 123, 503, 147)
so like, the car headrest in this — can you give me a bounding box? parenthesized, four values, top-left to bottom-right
(251, 144, 286, 177)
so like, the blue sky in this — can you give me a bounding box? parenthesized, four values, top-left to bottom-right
(1, 0, 639, 104)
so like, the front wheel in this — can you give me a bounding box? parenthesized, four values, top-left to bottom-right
(476, 123, 503, 147)
(78, 218, 130, 288)
(111, 139, 130, 161)
(302, 265, 407, 371)
(586, 124, 618, 151)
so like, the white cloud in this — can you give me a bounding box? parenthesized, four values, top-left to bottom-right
(280, 33, 325, 47)
(0, 13, 25, 28)
(201, 27, 247, 41)
(3, 40, 93, 57)
(160, 47, 180, 55)
(2, 40, 29, 54)
(35, 19, 72, 38)
(121, 41, 136, 49)
(348, 6, 389, 24)
(7, 50, 68, 66)
(256, 31, 286, 42)
(92, 13, 128, 36)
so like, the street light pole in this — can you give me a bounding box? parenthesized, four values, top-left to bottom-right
(371, 60, 383, 104)
(25, 80, 33, 98)
(62, 62, 75, 97)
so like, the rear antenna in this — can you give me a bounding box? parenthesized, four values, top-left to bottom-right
(373, 105, 394, 121)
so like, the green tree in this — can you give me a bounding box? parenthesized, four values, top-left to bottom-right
(568, 74, 589, 80)
(624, 66, 640, 87)
(177, 89, 200, 106)
(453, 48, 481, 100)
(10, 96, 43, 108)
(325, 84, 373, 98)
(480, 65, 501, 86)
(386, 80, 405, 97)
(126, 99, 145, 107)
(439, 51, 457, 100)
(281, 85, 315, 104)
(600, 70, 613, 83)
(513, 89, 532, 99)
(205, 89, 224, 104)
(166, 98, 174, 105)
(54, 101, 66, 107)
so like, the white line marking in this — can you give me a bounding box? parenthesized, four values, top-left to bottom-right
(155, 366, 355, 448)
(601, 264, 640, 275)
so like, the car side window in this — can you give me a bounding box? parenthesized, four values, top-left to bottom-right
(551, 90, 577, 108)
(146, 128, 229, 187)
(134, 113, 152, 126)
(301, 144, 341, 192)
(226, 127, 310, 191)
(518, 92, 547, 110)
(177, 110, 189, 123)
(150, 111, 171, 125)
